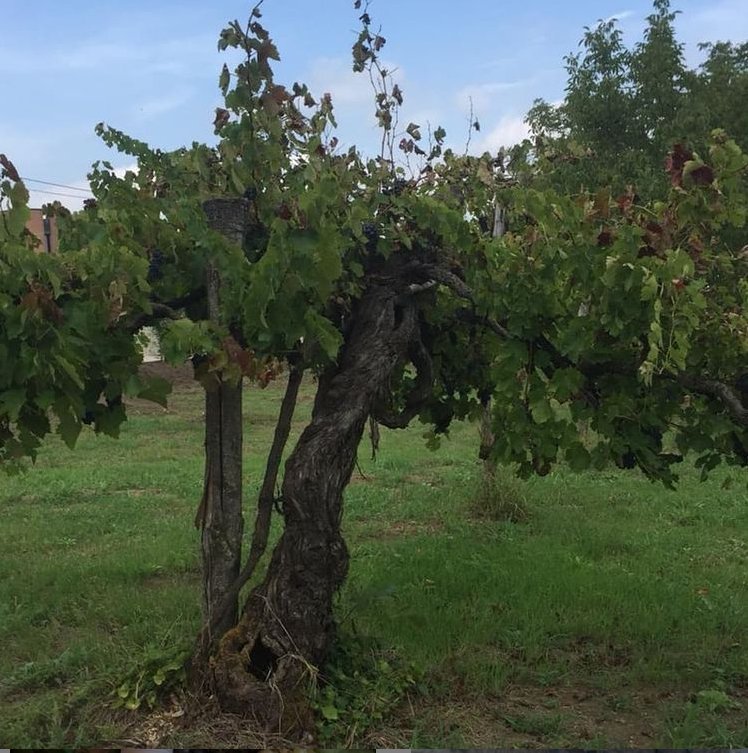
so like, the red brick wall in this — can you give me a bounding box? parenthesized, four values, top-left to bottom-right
(25, 208, 59, 253)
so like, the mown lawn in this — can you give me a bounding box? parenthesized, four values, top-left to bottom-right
(1, 365, 747, 748)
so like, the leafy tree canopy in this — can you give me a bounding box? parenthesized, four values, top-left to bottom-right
(522, 0, 748, 202)
(1, 0, 747, 491)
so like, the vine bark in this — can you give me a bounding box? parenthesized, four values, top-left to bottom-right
(211, 266, 425, 730)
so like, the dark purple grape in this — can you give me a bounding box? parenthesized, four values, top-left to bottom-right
(736, 372, 748, 397)
(192, 353, 209, 368)
(243, 185, 258, 201)
(106, 394, 122, 409)
(616, 450, 637, 469)
(382, 177, 407, 197)
(361, 222, 378, 251)
(147, 249, 165, 282)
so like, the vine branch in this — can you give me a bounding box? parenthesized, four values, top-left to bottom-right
(196, 358, 304, 654)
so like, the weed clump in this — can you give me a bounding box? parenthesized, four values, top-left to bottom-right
(469, 467, 530, 523)
(111, 642, 189, 711)
(309, 628, 420, 747)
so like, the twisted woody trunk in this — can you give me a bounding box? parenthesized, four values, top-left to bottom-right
(210, 263, 426, 729)
(193, 198, 440, 729)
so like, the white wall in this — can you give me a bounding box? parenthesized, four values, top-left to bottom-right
(140, 326, 162, 363)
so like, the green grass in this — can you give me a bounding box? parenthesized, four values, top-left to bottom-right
(1, 371, 748, 747)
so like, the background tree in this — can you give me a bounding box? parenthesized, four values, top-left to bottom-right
(681, 40, 748, 152)
(521, 0, 746, 204)
(630, 0, 688, 164)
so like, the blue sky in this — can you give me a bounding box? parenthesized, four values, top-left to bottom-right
(1, 0, 746, 209)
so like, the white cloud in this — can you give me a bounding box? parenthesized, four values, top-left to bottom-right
(474, 57, 518, 71)
(113, 163, 139, 179)
(0, 34, 213, 76)
(474, 114, 530, 153)
(27, 186, 88, 212)
(0, 127, 57, 164)
(26, 163, 137, 212)
(307, 56, 379, 107)
(60, 43, 145, 71)
(133, 89, 193, 121)
(0, 42, 134, 74)
(603, 10, 635, 24)
(456, 81, 526, 114)
(679, 0, 748, 57)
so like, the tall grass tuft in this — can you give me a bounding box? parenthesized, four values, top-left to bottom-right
(469, 465, 530, 523)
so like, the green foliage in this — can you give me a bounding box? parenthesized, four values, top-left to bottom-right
(521, 1, 748, 203)
(681, 41, 748, 155)
(695, 688, 740, 714)
(0, 155, 172, 468)
(0, 9, 354, 470)
(111, 643, 189, 711)
(309, 630, 419, 746)
(3, 645, 93, 693)
(664, 687, 744, 747)
(1, 0, 747, 497)
(503, 710, 565, 737)
(15, 4, 748, 741)
(631, 0, 687, 159)
(463, 135, 748, 485)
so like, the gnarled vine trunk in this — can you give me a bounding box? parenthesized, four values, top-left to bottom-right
(211, 273, 420, 730)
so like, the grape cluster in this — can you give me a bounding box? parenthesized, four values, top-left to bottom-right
(362, 221, 378, 250)
(382, 177, 407, 197)
(616, 450, 637, 469)
(147, 249, 165, 282)
(106, 394, 123, 409)
(192, 352, 209, 368)
(243, 185, 258, 201)
(737, 372, 748, 399)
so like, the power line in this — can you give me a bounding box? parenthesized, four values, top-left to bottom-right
(26, 187, 92, 200)
(21, 177, 93, 194)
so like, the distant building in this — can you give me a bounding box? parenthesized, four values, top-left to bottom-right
(19, 206, 163, 362)
(25, 208, 59, 252)
(141, 326, 162, 362)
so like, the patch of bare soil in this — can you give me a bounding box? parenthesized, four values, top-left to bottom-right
(365, 683, 679, 749)
(356, 517, 447, 542)
(115, 486, 170, 498)
(389, 518, 446, 537)
(402, 472, 444, 487)
(139, 361, 198, 391)
(93, 669, 748, 749)
(508, 684, 664, 746)
(348, 468, 376, 485)
(123, 361, 200, 415)
(138, 567, 201, 589)
(115, 690, 309, 749)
